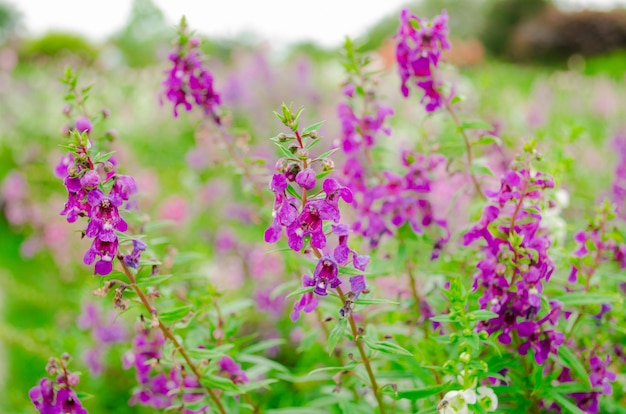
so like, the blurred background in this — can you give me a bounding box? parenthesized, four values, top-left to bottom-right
(1, 0, 626, 412)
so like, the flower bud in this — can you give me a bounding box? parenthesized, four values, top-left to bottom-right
(321, 158, 335, 172)
(275, 158, 288, 173)
(296, 169, 316, 190)
(277, 133, 288, 142)
(80, 170, 100, 189)
(101, 108, 111, 118)
(285, 163, 301, 182)
(288, 144, 299, 154)
(62, 105, 72, 116)
(75, 117, 92, 133)
(296, 148, 309, 160)
(459, 352, 471, 364)
(189, 36, 201, 47)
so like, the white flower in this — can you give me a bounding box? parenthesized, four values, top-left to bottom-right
(438, 389, 477, 414)
(477, 386, 498, 412)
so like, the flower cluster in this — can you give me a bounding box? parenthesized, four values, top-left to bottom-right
(464, 166, 564, 364)
(612, 133, 626, 219)
(123, 325, 211, 412)
(162, 17, 221, 122)
(352, 151, 450, 253)
(264, 105, 371, 320)
(77, 302, 127, 375)
(218, 356, 249, 385)
(29, 354, 87, 414)
(553, 354, 617, 413)
(569, 200, 626, 285)
(291, 224, 370, 321)
(56, 122, 138, 276)
(395, 9, 450, 111)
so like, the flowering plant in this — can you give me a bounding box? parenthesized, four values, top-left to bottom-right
(1, 9, 624, 414)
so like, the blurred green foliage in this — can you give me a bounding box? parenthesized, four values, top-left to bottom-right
(18, 31, 98, 63)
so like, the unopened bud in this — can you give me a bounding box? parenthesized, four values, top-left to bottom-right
(62, 105, 72, 116)
(321, 158, 335, 172)
(288, 144, 299, 154)
(308, 130, 318, 139)
(61, 125, 71, 136)
(285, 163, 301, 182)
(105, 129, 118, 141)
(459, 352, 471, 364)
(277, 133, 288, 142)
(189, 36, 201, 48)
(296, 148, 309, 160)
(101, 108, 111, 118)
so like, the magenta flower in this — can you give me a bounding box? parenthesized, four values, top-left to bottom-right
(291, 274, 320, 321)
(162, 33, 221, 122)
(218, 356, 249, 384)
(395, 9, 450, 111)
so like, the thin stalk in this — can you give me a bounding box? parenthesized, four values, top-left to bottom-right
(336, 285, 386, 414)
(444, 101, 485, 200)
(118, 260, 228, 414)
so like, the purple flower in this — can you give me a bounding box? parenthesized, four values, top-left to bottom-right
(75, 117, 92, 133)
(395, 9, 450, 111)
(295, 168, 316, 190)
(124, 239, 148, 269)
(218, 356, 249, 384)
(349, 275, 367, 297)
(83, 238, 118, 276)
(291, 274, 320, 321)
(312, 255, 341, 296)
(162, 36, 221, 122)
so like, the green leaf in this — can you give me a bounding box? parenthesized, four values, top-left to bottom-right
(159, 305, 192, 323)
(430, 314, 455, 323)
(328, 318, 348, 355)
(186, 345, 233, 360)
(474, 135, 502, 146)
(557, 347, 591, 389)
(467, 310, 498, 321)
(549, 392, 585, 414)
(286, 286, 314, 299)
(470, 161, 494, 177)
(308, 363, 357, 376)
(363, 338, 413, 357)
(460, 120, 492, 130)
(302, 121, 325, 135)
(314, 148, 339, 161)
(354, 298, 399, 305)
(553, 292, 622, 307)
(135, 274, 172, 288)
(238, 354, 289, 373)
(200, 374, 240, 392)
(386, 381, 450, 401)
(275, 142, 295, 159)
(286, 184, 301, 200)
(237, 378, 279, 393)
(243, 338, 286, 354)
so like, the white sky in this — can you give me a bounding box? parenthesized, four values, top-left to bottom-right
(11, 0, 626, 48)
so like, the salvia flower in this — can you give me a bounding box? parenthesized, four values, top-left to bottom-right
(395, 9, 450, 111)
(162, 19, 221, 122)
(29, 355, 88, 414)
(464, 166, 562, 363)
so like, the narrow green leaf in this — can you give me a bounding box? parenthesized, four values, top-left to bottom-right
(549, 392, 585, 414)
(159, 305, 192, 323)
(308, 363, 357, 376)
(386, 381, 451, 401)
(474, 135, 502, 146)
(286, 286, 314, 299)
(200, 374, 240, 392)
(286, 184, 302, 200)
(460, 120, 492, 130)
(553, 292, 622, 307)
(467, 310, 498, 321)
(558, 347, 591, 389)
(302, 121, 325, 135)
(275, 142, 295, 159)
(354, 298, 399, 305)
(328, 318, 348, 355)
(363, 339, 413, 357)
